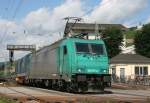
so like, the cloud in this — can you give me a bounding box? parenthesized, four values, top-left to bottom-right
(85, 0, 148, 23)
(17, 0, 84, 47)
(0, 0, 149, 61)
(23, 0, 84, 35)
(0, 0, 84, 61)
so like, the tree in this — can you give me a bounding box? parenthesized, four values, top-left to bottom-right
(134, 23, 150, 58)
(102, 27, 123, 58)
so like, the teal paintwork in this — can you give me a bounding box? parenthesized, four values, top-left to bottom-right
(57, 37, 109, 78)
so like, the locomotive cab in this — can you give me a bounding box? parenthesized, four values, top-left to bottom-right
(61, 38, 111, 92)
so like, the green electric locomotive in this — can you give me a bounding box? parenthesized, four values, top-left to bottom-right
(16, 36, 111, 92)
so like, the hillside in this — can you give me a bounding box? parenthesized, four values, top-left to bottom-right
(124, 28, 139, 47)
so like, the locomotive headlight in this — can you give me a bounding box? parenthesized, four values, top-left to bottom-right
(103, 70, 106, 73)
(78, 69, 81, 72)
(77, 68, 85, 73)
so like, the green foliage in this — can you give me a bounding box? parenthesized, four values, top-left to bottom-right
(0, 97, 16, 103)
(134, 23, 150, 58)
(124, 30, 138, 39)
(0, 71, 5, 77)
(102, 27, 123, 58)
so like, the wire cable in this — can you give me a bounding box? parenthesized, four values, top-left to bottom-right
(0, 0, 24, 44)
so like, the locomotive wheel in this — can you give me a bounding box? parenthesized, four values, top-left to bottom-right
(57, 80, 65, 91)
(78, 82, 88, 92)
(66, 83, 72, 92)
(99, 83, 104, 91)
(52, 80, 59, 90)
(44, 80, 49, 88)
(94, 81, 104, 91)
(66, 82, 78, 93)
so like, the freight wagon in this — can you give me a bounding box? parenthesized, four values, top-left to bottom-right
(16, 37, 111, 92)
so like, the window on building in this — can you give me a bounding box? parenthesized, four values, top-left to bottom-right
(112, 68, 116, 75)
(143, 67, 148, 75)
(120, 68, 125, 78)
(135, 66, 139, 75)
(134, 66, 148, 76)
(140, 67, 143, 75)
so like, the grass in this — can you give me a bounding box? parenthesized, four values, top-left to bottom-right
(0, 97, 16, 103)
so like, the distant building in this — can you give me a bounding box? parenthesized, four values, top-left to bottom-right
(110, 54, 150, 82)
(64, 23, 128, 38)
(121, 45, 135, 54)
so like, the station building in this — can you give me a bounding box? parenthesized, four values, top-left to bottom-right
(110, 54, 150, 82)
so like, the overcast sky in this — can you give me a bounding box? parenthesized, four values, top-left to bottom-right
(0, 0, 150, 61)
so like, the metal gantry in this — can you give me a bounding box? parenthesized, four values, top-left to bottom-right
(7, 45, 36, 70)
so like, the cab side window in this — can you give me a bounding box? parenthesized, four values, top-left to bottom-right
(63, 46, 67, 55)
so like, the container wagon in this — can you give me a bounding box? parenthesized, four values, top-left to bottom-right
(16, 37, 111, 92)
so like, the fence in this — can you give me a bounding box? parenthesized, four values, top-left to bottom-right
(112, 75, 150, 86)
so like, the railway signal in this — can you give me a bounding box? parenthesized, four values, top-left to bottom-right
(9, 50, 14, 66)
(7, 45, 36, 73)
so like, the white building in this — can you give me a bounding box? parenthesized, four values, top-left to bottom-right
(110, 54, 150, 82)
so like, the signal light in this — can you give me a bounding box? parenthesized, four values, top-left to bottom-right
(9, 51, 14, 64)
(10, 51, 13, 57)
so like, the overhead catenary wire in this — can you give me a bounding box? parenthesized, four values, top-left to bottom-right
(0, 0, 15, 60)
(0, 0, 24, 62)
(0, 0, 24, 44)
(12, 0, 24, 20)
(80, 0, 111, 18)
(0, 0, 15, 44)
(0, 0, 13, 41)
(63, 0, 112, 31)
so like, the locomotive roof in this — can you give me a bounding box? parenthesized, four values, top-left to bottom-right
(17, 37, 104, 60)
(36, 37, 104, 53)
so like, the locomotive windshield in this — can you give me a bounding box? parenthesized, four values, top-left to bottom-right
(91, 44, 104, 55)
(76, 43, 90, 53)
(75, 43, 104, 55)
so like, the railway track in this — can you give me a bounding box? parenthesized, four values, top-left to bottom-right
(0, 86, 76, 103)
(107, 89, 150, 97)
(28, 86, 150, 97)
(0, 86, 149, 103)
(5, 87, 42, 102)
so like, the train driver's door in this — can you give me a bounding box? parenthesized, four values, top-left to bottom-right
(59, 45, 68, 75)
